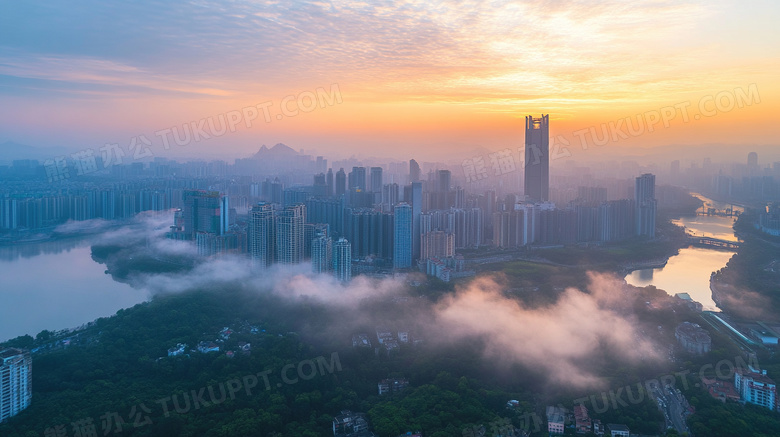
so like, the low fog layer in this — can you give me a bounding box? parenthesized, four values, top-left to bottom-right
(89, 213, 660, 388)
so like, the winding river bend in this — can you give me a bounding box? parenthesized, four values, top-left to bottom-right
(625, 194, 742, 311)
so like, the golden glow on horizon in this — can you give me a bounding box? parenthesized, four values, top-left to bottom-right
(0, 0, 778, 158)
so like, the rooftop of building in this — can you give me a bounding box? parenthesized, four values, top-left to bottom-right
(606, 423, 630, 432)
(676, 322, 711, 342)
(0, 347, 26, 359)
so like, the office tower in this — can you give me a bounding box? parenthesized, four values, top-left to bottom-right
(333, 238, 352, 282)
(248, 203, 276, 269)
(348, 167, 367, 191)
(410, 182, 422, 261)
(524, 114, 550, 202)
(420, 231, 454, 260)
(326, 168, 334, 197)
(635, 173, 657, 238)
(182, 190, 227, 239)
(0, 348, 32, 422)
(311, 232, 332, 274)
(276, 204, 306, 264)
(394, 203, 412, 269)
(335, 168, 347, 196)
(409, 159, 421, 183)
(370, 167, 383, 193)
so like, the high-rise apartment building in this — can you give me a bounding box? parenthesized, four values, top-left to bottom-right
(348, 167, 367, 191)
(524, 115, 550, 202)
(393, 203, 412, 269)
(0, 348, 32, 422)
(326, 168, 334, 197)
(370, 167, 383, 193)
(420, 231, 454, 260)
(410, 182, 422, 261)
(311, 232, 332, 274)
(276, 204, 306, 264)
(335, 168, 347, 197)
(333, 238, 352, 282)
(248, 203, 276, 269)
(635, 173, 657, 238)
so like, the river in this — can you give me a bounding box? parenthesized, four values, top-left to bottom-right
(0, 237, 149, 342)
(625, 194, 742, 311)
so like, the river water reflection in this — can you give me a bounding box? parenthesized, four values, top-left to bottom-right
(0, 237, 149, 342)
(625, 194, 741, 311)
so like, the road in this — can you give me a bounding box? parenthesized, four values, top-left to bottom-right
(651, 384, 690, 435)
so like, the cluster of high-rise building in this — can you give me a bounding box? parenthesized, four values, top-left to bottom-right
(0, 182, 183, 231)
(491, 116, 656, 248)
(668, 151, 780, 203)
(4, 116, 662, 281)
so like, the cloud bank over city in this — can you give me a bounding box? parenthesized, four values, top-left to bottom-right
(93, 214, 659, 389)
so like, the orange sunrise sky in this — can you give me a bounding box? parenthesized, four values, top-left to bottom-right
(0, 0, 778, 161)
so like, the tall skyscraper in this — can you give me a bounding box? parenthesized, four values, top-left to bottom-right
(276, 204, 306, 264)
(0, 348, 32, 422)
(335, 168, 346, 197)
(248, 203, 276, 269)
(333, 238, 352, 282)
(311, 232, 332, 274)
(635, 173, 657, 238)
(524, 115, 550, 202)
(370, 167, 383, 193)
(394, 203, 412, 269)
(326, 168, 334, 197)
(409, 159, 421, 183)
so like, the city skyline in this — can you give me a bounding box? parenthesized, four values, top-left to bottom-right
(2, 2, 779, 435)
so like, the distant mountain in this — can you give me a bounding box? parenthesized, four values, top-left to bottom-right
(251, 143, 298, 160)
(0, 141, 72, 164)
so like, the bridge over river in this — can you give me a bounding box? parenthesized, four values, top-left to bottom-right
(687, 236, 741, 250)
